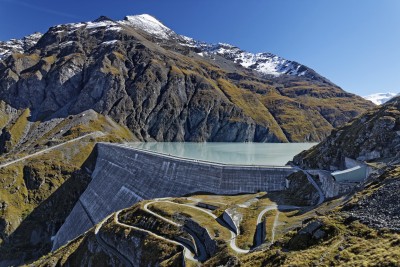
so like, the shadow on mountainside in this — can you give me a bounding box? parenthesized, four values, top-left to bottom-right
(0, 148, 99, 267)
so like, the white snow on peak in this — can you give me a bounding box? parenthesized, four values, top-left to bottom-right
(363, 92, 398, 105)
(192, 43, 307, 77)
(0, 14, 314, 79)
(86, 20, 117, 29)
(101, 40, 119, 46)
(0, 32, 43, 60)
(60, 41, 75, 47)
(120, 14, 174, 39)
(53, 20, 122, 33)
(116, 15, 313, 77)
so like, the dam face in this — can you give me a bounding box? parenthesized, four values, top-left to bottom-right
(52, 143, 296, 250)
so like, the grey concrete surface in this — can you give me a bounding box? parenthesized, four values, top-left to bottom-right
(52, 143, 296, 250)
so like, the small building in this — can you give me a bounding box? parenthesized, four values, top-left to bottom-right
(331, 165, 367, 182)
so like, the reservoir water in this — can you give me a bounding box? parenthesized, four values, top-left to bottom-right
(126, 142, 317, 166)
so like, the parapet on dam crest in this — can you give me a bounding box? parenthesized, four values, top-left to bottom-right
(52, 143, 297, 250)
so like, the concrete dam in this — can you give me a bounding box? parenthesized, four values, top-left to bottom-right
(52, 143, 297, 250)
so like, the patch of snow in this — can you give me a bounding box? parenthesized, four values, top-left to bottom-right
(64, 22, 86, 29)
(363, 92, 399, 105)
(120, 14, 174, 39)
(28, 32, 42, 39)
(181, 35, 194, 43)
(218, 43, 235, 48)
(191, 43, 303, 77)
(106, 26, 122, 32)
(101, 40, 119, 45)
(60, 41, 74, 47)
(86, 21, 117, 29)
(299, 70, 307, 76)
(0, 32, 42, 60)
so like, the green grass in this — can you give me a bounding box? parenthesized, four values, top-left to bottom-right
(217, 78, 288, 142)
(42, 55, 57, 65)
(8, 108, 30, 148)
(148, 201, 231, 241)
(235, 196, 276, 249)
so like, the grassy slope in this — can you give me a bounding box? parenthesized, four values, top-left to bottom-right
(241, 216, 400, 266)
(0, 111, 135, 264)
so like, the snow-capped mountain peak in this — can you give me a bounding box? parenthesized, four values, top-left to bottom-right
(121, 14, 174, 39)
(116, 14, 319, 79)
(0, 14, 325, 82)
(364, 92, 399, 105)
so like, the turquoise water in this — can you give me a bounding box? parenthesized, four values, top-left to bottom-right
(125, 142, 317, 166)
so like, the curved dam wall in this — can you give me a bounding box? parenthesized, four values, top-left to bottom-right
(52, 143, 296, 250)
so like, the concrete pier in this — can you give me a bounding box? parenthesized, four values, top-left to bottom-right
(52, 143, 296, 250)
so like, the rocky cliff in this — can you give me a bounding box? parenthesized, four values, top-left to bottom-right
(0, 15, 373, 142)
(293, 95, 400, 170)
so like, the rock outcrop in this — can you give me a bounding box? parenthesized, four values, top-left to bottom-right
(293, 96, 400, 170)
(287, 220, 333, 250)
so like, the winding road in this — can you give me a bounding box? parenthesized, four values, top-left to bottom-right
(254, 204, 300, 245)
(293, 166, 325, 205)
(95, 213, 134, 267)
(144, 200, 300, 254)
(94, 210, 198, 264)
(144, 200, 212, 260)
(271, 210, 280, 243)
(0, 132, 103, 169)
(256, 205, 278, 225)
(145, 200, 251, 254)
(94, 198, 301, 264)
(114, 211, 198, 262)
(303, 170, 325, 205)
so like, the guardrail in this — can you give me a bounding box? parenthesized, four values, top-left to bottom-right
(103, 143, 295, 169)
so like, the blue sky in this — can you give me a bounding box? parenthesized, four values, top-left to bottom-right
(1, 0, 399, 96)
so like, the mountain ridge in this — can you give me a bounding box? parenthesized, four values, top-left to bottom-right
(0, 14, 373, 143)
(0, 14, 342, 84)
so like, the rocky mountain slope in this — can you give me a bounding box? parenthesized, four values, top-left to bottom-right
(293, 95, 400, 170)
(343, 166, 400, 231)
(0, 14, 373, 142)
(0, 32, 42, 60)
